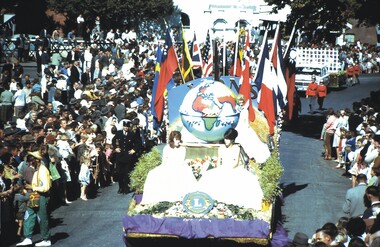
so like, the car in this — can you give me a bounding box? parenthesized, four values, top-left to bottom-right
(295, 65, 330, 92)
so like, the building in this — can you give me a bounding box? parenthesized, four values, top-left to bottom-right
(174, 0, 290, 43)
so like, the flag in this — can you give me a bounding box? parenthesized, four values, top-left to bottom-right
(239, 32, 255, 122)
(150, 45, 162, 119)
(191, 32, 202, 69)
(201, 30, 213, 77)
(253, 30, 269, 93)
(152, 29, 178, 123)
(232, 22, 242, 77)
(181, 29, 193, 82)
(271, 22, 287, 114)
(283, 20, 298, 120)
(256, 30, 276, 135)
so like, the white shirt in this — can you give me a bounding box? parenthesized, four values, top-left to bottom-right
(77, 16, 84, 24)
(13, 89, 26, 107)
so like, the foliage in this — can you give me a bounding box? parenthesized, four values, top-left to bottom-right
(265, 0, 380, 40)
(45, 0, 175, 33)
(255, 150, 284, 201)
(129, 147, 161, 194)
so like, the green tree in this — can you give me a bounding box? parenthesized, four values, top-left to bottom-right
(46, 0, 175, 32)
(265, 0, 380, 40)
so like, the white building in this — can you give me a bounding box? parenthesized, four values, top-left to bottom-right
(174, 0, 291, 42)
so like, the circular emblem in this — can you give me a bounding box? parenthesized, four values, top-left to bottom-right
(182, 191, 214, 214)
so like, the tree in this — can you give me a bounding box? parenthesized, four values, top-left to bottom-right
(265, 0, 380, 41)
(46, 0, 175, 33)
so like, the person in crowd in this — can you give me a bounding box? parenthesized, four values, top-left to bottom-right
(342, 173, 367, 217)
(78, 156, 91, 201)
(286, 232, 310, 247)
(13, 184, 29, 241)
(323, 108, 337, 160)
(366, 213, 380, 246)
(363, 185, 380, 219)
(16, 151, 52, 247)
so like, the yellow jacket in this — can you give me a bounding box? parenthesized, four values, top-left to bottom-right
(32, 164, 52, 193)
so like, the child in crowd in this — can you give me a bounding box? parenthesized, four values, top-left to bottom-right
(78, 156, 91, 201)
(13, 184, 29, 240)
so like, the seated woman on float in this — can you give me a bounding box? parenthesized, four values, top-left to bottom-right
(198, 128, 264, 210)
(141, 131, 197, 205)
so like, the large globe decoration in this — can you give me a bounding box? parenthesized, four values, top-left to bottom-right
(179, 79, 239, 142)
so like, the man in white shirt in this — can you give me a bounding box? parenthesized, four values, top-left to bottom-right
(106, 29, 115, 43)
(77, 14, 85, 37)
(12, 83, 26, 117)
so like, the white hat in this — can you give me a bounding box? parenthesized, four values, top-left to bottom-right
(130, 101, 138, 108)
(370, 126, 377, 133)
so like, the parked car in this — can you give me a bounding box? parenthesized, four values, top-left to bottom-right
(295, 65, 330, 92)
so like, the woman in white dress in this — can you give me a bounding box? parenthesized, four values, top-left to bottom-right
(235, 94, 270, 164)
(198, 128, 264, 210)
(141, 131, 197, 204)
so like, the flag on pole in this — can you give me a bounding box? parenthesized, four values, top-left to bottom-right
(201, 30, 213, 77)
(239, 32, 255, 122)
(152, 29, 178, 123)
(181, 29, 193, 82)
(191, 32, 202, 69)
(283, 20, 298, 120)
(271, 22, 287, 114)
(253, 30, 269, 93)
(256, 30, 276, 135)
(150, 45, 162, 119)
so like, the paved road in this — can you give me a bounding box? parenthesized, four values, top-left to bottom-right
(4, 67, 380, 246)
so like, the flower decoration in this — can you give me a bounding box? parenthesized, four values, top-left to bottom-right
(186, 156, 218, 180)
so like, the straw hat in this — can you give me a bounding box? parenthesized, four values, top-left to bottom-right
(28, 151, 42, 160)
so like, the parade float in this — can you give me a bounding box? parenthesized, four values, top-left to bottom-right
(122, 76, 286, 246)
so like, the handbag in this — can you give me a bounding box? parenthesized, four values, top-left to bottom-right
(28, 191, 40, 208)
(49, 162, 61, 181)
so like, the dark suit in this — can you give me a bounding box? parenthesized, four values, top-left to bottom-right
(342, 183, 367, 217)
(114, 103, 126, 121)
(112, 130, 141, 193)
(363, 201, 380, 219)
(69, 66, 80, 85)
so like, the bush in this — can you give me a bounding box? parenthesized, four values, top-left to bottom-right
(129, 147, 161, 194)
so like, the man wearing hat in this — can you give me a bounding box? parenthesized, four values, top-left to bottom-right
(17, 151, 52, 246)
(287, 232, 309, 247)
(112, 121, 141, 194)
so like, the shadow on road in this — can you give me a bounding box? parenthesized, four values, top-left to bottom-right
(283, 114, 327, 139)
(280, 183, 309, 198)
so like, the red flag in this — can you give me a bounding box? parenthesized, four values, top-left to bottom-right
(283, 20, 298, 120)
(154, 29, 178, 122)
(257, 30, 276, 135)
(239, 32, 255, 122)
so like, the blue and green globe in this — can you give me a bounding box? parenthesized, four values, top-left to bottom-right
(179, 80, 240, 142)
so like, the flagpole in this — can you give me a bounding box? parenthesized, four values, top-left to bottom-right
(233, 21, 240, 76)
(222, 33, 226, 76)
